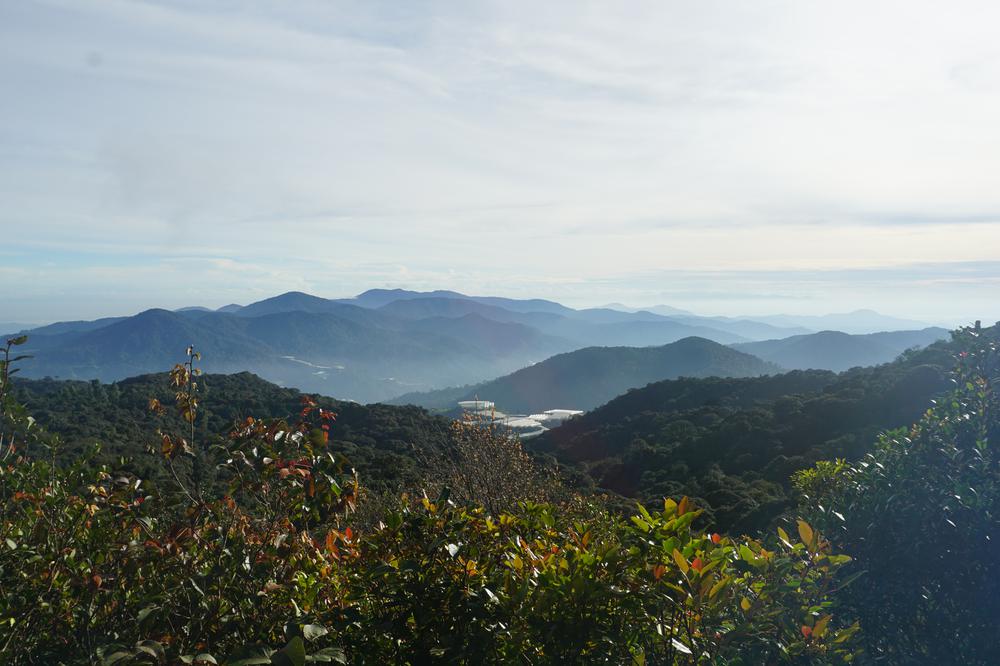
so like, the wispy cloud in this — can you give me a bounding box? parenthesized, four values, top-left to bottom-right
(2, 0, 1000, 321)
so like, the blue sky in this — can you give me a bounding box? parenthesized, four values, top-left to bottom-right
(2, 0, 999, 324)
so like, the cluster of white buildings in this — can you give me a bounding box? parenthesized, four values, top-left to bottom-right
(457, 400, 583, 439)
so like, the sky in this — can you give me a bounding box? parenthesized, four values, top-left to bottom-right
(2, 0, 1000, 325)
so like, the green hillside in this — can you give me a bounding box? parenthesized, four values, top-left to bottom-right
(13, 371, 452, 490)
(533, 340, 956, 532)
(393, 337, 781, 414)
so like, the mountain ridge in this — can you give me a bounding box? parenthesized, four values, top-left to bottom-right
(390, 336, 781, 414)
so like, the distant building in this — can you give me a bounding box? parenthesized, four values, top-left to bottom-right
(528, 409, 583, 425)
(457, 402, 583, 439)
(457, 400, 494, 412)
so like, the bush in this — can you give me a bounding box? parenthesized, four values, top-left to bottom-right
(794, 325, 1000, 664)
(0, 342, 859, 664)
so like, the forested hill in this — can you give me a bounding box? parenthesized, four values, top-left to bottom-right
(12, 371, 452, 489)
(391, 336, 781, 414)
(532, 338, 959, 533)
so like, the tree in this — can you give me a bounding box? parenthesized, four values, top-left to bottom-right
(417, 409, 560, 516)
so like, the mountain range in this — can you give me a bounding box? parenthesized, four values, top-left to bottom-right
(4, 289, 942, 404)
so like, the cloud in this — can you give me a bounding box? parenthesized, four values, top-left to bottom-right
(2, 0, 1000, 321)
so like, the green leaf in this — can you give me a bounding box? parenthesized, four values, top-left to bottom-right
(271, 637, 306, 666)
(101, 651, 134, 666)
(631, 516, 651, 532)
(136, 640, 166, 664)
(137, 605, 159, 623)
(302, 624, 328, 641)
(833, 621, 860, 643)
(709, 575, 730, 598)
(225, 645, 273, 665)
(671, 637, 692, 654)
(306, 647, 346, 664)
(672, 548, 689, 574)
(797, 520, 815, 550)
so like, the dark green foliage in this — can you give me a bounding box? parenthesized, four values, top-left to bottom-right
(794, 324, 1000, 663)
(12, 371, 453, 491)
(535, 342, 955, 533)
(393, 336, 782, 414)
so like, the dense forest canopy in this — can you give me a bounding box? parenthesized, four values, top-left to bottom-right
(535, 340, 956, 532)
(11, 371, 454, 492)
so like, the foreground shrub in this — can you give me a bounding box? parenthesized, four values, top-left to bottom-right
(795, 325, 1000, 664)
(343, 496, 858, 664)
(0, 341, 858, 663)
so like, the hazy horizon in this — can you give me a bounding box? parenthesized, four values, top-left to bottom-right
(0, 286, 970, 331)
(3, 1, 1000, 323)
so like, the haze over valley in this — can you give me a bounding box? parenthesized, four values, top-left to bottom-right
(5, 288, 953, 409)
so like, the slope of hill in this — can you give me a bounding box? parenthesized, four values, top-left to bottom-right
(531, 337, 960, 533)
(732, 327, 949, 371)
(14, 316, 129, 337)
(391, 337, 780, 414)
(12, 371, 453, 490)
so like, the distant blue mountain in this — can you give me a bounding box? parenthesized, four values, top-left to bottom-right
(9, 289, 949, 403)
(733, 327, 950, 371)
